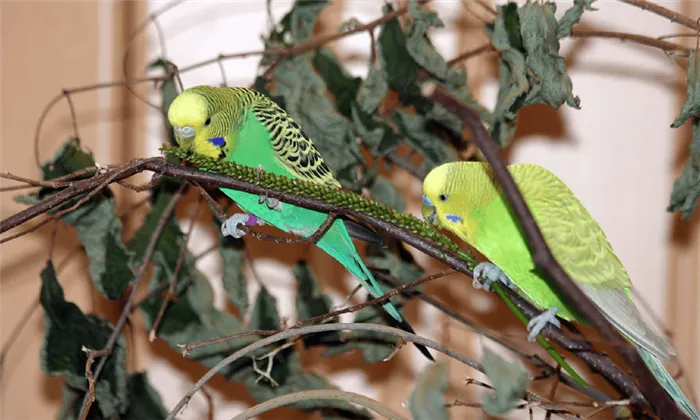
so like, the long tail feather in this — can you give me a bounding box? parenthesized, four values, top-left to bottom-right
(639, 347, 699, 420)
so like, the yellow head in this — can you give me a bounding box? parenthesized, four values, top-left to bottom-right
(421, 161, 499, 244)
(167, 85, 240, 158)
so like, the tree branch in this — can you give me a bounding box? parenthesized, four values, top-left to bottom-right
(167, 322, 480, 420)
(229, 390, 406, 420)
(421, 83, 684, 419)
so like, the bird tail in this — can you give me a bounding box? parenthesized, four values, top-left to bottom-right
(638, 347, 699, 420)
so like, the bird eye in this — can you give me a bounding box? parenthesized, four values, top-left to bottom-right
(204, 117, 211, 126)
(438, 194, 448, 202)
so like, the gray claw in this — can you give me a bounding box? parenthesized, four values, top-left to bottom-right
(526, 307, 560, 342)
(221, 214, 251, 238)
(472, 262, 512, 291)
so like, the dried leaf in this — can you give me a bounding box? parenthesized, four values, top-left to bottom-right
(409, 362, 450, 420)
(249, 285, 281, 331)
(487, 1, 593, 146)
(16, 139, 135, 299)
(481, 347, 530, 417)
(368, 175, 406, 212)
(40, 261, 128, 419)
(668, 50, 700, 217)
(121, 373, 169, 419)
(669, 119, 700, 217)
(313, 48, 362, 118)
(293, 261, 341, 347)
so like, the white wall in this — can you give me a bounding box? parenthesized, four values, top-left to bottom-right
(144, 1, 686, 418)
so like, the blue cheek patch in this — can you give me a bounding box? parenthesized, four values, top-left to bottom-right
(445, 214, 462, 223)
(422, 195, 434, 207)
(208, 137, 226, 147)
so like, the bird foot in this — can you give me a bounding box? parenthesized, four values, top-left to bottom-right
(257, 195, 281, 211)
(221, 213, 265, 238)
(526, 307, 560, 342)
(472, 262, 512, 291)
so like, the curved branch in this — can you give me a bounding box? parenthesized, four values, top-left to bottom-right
(230, 390, 406, 420)
(165, 323, 480, 420)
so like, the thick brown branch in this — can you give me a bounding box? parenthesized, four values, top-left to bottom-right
(422, 84, 685, 419)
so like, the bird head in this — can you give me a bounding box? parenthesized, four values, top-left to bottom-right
(167, 86, 229, 159)
(421, 163, 453, 228)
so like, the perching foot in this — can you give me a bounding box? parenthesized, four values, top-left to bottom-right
(526, 307, 560, 342)
(256, 164, 265, 183)
(221, 213, 265, 238)
(472, 262, 512, 291)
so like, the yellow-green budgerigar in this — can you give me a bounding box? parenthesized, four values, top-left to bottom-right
(167, 85, 433, 361)
(421, 161, 699, 419)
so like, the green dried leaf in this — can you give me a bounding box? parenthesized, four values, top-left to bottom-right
(356, 65, 389, 115)
(16, 139, 134, 299)
(249, 285, 281, 331)
(481, 347, 530, 417)
(368, 175, 406, 212)
(351, 105, 400, 156)
(211, 209, 249, 316)
(673, 50, 700, 129)
(367, 243, 425, 292)
(40, 261, 128, 419)
(269, 0, 329, 47)
(392, 109, 458, 173)
(557, 0, 597, 39)
(378, 3, 421, 94)
(406, 1, 461, 86)
(669, 119, 700, 217)
(121, 373, 169, 419)
(408, 362, 450, 420)
(669, 51, 700, 218)
(487, 1, 593, 146)
(272, 56, 362, 185)
(313, 48, 362, 118)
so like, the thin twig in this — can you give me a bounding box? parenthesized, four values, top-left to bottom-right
(167, 322, 480, 420)
(77, 183, 185, 419)
(178, 4, 413, 74)
(421, 84, 685, 419)
(230, 390, 406, 420)
(617, 0, 700, 31)
(148, 197, 203, 342)
(570, 29, 690, 54)
(80, 347, 108, 420)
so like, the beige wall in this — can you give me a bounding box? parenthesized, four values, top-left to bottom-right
(0, 2, 147, 419)
(1, 1, 699, 419)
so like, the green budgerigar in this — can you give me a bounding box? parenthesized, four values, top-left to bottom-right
(421, 161, 699, 419)
(167, 86, 432, 361)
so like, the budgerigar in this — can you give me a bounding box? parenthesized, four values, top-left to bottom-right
(421, 161, 699, 419)
(167, 85, 432, 361)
